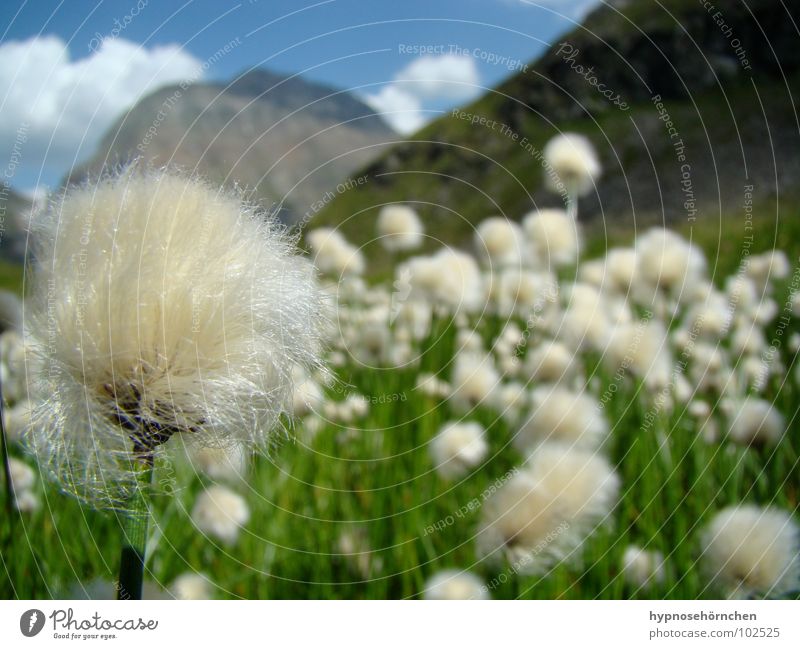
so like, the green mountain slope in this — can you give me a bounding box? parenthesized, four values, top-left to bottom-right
(310, 0, 800, 261)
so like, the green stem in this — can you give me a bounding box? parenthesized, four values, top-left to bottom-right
(117, 462, 153, 600)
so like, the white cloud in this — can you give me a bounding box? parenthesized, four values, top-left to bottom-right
(0, 36, 202, 182)
(365, 54, 482, 134)
(397, 54, 482, 101)
(364, 85, 427, 136)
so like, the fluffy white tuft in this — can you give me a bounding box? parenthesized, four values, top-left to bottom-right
(543, 133, 601, 197)
(423, 569, 488, 599)
(622, 545, 665, 588)
(170, 572, 214, 600)
(633, 228, 706, 301)
(475, 217, 525, 268)
(306, 227, 365, 276)
(516, 385, 609, 452)
(376, 204, 424, 251)
(727, 397, 785, 447)
(477, 443, 619, 573)
(700, 504, 800, 598)
(448, 351, 501, 412)
(398, 248, 484, 315)
(24, 167, 325, 507)
(430, 421, 488, 479)
(191, 485, 250, 545)
(522, 209, 580, 269)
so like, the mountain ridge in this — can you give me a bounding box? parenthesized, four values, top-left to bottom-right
(67, 67, 396, 222)
(310, 0, 800, 261)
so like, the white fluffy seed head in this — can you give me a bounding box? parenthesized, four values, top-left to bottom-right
(477, 444, 619, 573)
(9, 457, 36, 493)
(578, 259, 606, 287)
(376, 204, 424, 252)
(542, 133, 601, 197)
(605, 320, 673, 390)
(700, 504, 800, 598)
(475, 217, 525, 268)
(292, 376, 324, 417)
(448, 351, 501, 412)
(522, 209, 580, 269)
(307, 227, 365, 276)
(493, 269, 558, 318)
(0, 329, 31, 404)
(746, 250, 790, 290)
(186, 443, 248, 482)
(516, 385, 609, 452)
(622, 545, 665, 588)
(477, 470, 563, 570)
(727, 397, 785, 447)
(170, 573, 214, 600)
(430, 421, 488, 479)
(2, 399, 33, 444)
(604, 248, 638, 294)
(398, 248, 484, 315)
(524, 339, 580, 384)
(25, 168, 325, 507)
(525, 443, 620, 526)
(191, 485, 250, 545)
(634, 228, 707, 300)
(423, 570, 488, 600)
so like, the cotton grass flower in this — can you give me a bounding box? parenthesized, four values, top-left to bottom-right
(699, 504, 800, 598)
(186, 444, 247, 483)
(621, 545, 665, 588)
(170, 572, 214, 600)
(604, 247, 637, 294)
(726, 397, 785, 447)
(24, 167, 324, 507)
(523, 339, 580, 384)
(543, 133, 601, 198)
(448, 351, 501, 412)
(0, 329, 29, 405)
(477, 443, 619, 573)
(2, 399, 32, 444)
(191, 484, 250, 545)
(516, 385, 608, 452)
(307, 227, 365, 276)
(522, 209, 580, 269)
(422, 570, 488, 599)
(7, 456, 39, 512)
(475, 217, 525, 268)
(376, 204, 424, 251)
(634, 228, 706, 302)
(399, 248, 483, 315)
(430, 421, 488, 479)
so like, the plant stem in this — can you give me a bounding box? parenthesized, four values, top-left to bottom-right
(117, 461, 153, 600)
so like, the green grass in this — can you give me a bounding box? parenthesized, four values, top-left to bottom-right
(2, 295, 798, 599)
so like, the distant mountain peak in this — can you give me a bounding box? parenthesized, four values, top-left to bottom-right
(66, 67, 395, 222)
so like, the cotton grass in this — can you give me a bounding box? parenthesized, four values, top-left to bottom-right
(24, 167, 324, 507)
(699, 505, 799, 598)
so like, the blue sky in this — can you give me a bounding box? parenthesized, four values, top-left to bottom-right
(1, 0, 600, 193)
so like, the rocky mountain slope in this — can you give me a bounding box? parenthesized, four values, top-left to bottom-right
(67, 69, 395, 222)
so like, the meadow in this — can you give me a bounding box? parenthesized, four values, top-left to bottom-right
(1, 136, 799, 601)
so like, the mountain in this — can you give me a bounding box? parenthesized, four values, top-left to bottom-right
(311, 0, 800, 259)
(67, 69, 395, 222)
